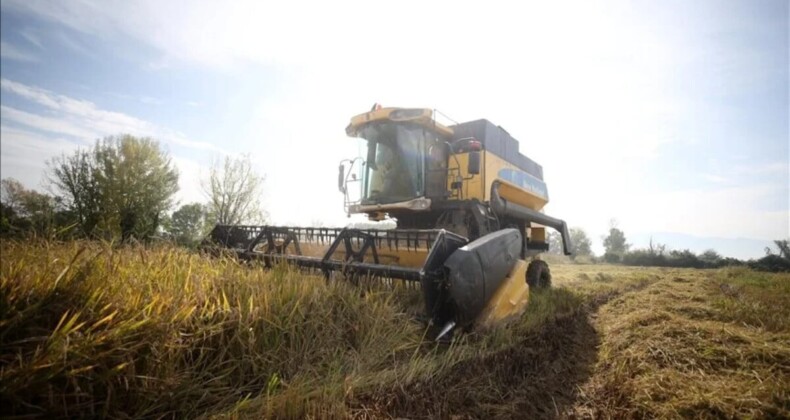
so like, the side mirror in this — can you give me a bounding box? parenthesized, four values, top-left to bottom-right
(338, 164, 345, 193)
(468, 151, 481, 175)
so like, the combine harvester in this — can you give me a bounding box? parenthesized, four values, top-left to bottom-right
(205, 105, 572, 337)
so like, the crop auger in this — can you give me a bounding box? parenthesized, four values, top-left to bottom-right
(204, 105, 573, 338)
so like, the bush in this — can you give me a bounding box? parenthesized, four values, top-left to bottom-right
(622, 249, 667, 267)
(619, 248, 746, 269)
(748, 255, 790, 273)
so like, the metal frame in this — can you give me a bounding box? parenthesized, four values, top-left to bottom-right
(204, 225, 457, 283)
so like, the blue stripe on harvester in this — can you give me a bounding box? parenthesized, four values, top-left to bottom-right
(497, 168, 549, 200)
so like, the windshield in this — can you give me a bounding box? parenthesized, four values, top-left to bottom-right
(357, 123, 429, 205)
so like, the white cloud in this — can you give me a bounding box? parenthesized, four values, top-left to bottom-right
(170, 156, 206, 205)
(20, 28, 44, 49)
(0, 79, 227, 209)
(0, 1, 663, 71)
(551, 182, 789, 256)
(622, 185, 789, 240)
(0, 41, 38, 62)
(139, 96, 162, 105)
(735, 161, 790, 176)
(0, 78, 227, 153)
(703, 174, 728, 183)
(1, 105, 96, 139)
(1, 79, 61, 108)
(53, 31, 100, 60)
(0, 125, 80, 190)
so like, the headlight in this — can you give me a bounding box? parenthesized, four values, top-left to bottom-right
(408, 198, 431, 210)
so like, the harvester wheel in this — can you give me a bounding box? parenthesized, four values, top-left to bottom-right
(527, 260, 551, 289)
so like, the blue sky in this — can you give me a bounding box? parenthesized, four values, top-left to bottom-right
(0, 0, 787, 258)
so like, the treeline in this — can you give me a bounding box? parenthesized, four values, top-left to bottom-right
(1, 134, 265, 246)
(618, 244, 790, 273)
(548, 224, 790, 273)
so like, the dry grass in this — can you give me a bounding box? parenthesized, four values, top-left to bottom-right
(567, 266, 790, 418)
(1, 240, 434, 418)
(1, 240, 788, 418)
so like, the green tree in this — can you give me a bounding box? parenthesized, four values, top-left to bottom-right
(647, 237, 667, 256)
(48, 150, 103, 236)
(570, 227, 593, 258)
(168, 202, 207, 246)
(699, 249, 722, 267)
(49, 135, 179, 241)
(603, 227, 629, 255)
(546, 231, 563, 255)
(602, 220, 629, 263)
(752, 239, 790, 272)
(0, 178, 58, 236)
(767, 239, 790, 260)
(203, 155, 265, 225)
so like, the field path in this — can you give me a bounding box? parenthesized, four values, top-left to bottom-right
(353, 265, 789, 418)
(352, 266, 661, 419)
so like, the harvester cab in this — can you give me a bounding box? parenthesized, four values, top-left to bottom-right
(206, 105, 573, 338)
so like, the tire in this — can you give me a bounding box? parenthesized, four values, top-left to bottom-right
(526, 260, 552, 289)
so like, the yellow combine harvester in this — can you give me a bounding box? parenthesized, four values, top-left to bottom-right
(206, 105, 573, 338)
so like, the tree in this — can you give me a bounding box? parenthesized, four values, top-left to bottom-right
(569, 227, 593, 258)
(602, 220, 629, 263)
(668, 249, 704, 268)
(752, 239, 790, 272)
(0, 178, 58, 236)
(753, 239, 790, 272)
(769, 239, 790, 260)
(168, 203, 207, 246)
(48, 149, 103, 236)
(546, 231, 563, 255)
(95, 136, 179, 241)
(602, 227, 629, 256)
(647, 237, 667, 256)
(49, 135, 179, 241)
(203, 155, 265, 225)
(699, 249, 722, 266)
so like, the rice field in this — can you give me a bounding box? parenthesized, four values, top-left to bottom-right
(1, 240, 788, 418)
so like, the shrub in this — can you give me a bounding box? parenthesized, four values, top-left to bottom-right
(748, 255, 790, 273)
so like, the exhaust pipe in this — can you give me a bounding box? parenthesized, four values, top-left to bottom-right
(490, 181, 574, 256)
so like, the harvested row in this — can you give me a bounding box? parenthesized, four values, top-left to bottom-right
(571, 267, 790, 418)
